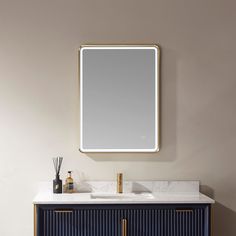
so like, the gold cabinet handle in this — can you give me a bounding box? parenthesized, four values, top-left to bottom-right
(122, 219, 127, 236)
(54, 209, 73, 213)
(176, 209, 193, 213)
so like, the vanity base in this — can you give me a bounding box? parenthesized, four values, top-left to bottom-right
(34, 203, 211, 236)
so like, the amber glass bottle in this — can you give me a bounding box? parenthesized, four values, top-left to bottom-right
(66, 171, 74, 193)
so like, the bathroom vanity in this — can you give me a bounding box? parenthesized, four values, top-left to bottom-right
(33, 181, 214, 236)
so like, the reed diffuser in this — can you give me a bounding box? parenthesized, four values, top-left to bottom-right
(52, 157, 63, 193)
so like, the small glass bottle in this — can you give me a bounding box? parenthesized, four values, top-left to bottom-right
(66, 171, 74, 193)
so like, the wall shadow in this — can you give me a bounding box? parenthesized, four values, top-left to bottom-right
(200, 185, 236, 236)
(84, 46, 178, 162)
(213, 202, 236, 236)
(200, 185, 215, 199)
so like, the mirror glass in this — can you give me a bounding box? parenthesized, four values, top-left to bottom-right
(80, 45, 160, 152)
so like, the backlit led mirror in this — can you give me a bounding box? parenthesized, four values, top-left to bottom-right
(80, 45, 160, 152)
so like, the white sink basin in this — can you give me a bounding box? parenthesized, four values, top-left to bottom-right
(90, 193, 154, 200)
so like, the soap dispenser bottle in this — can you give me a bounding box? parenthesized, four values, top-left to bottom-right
(65, 171, 74, 193)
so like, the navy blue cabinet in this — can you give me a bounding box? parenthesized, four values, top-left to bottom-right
(35, 204, 211, 236)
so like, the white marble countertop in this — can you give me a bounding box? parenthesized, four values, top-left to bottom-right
(33, 192, 214, 204)
(33, 181, 215, 204)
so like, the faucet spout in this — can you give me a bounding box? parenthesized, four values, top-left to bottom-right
(117, 173, 123, 194)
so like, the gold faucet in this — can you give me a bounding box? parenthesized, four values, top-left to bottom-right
(117, 173, 123, 193)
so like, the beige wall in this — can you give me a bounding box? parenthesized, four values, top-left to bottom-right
(0, 0, 236, 235)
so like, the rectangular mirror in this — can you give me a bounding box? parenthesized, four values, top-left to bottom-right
(79, 45, 160, 152)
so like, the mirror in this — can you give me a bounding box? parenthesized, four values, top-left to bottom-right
(79, 45, 160, 153)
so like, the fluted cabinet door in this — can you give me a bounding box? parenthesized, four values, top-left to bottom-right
(36, 205, 123, 236)
(122, 206, 210, 236)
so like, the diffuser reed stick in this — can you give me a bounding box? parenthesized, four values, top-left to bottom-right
(53, 157, 63, 175)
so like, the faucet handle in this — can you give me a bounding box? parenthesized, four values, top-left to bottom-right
(117, 173, 123, 194)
